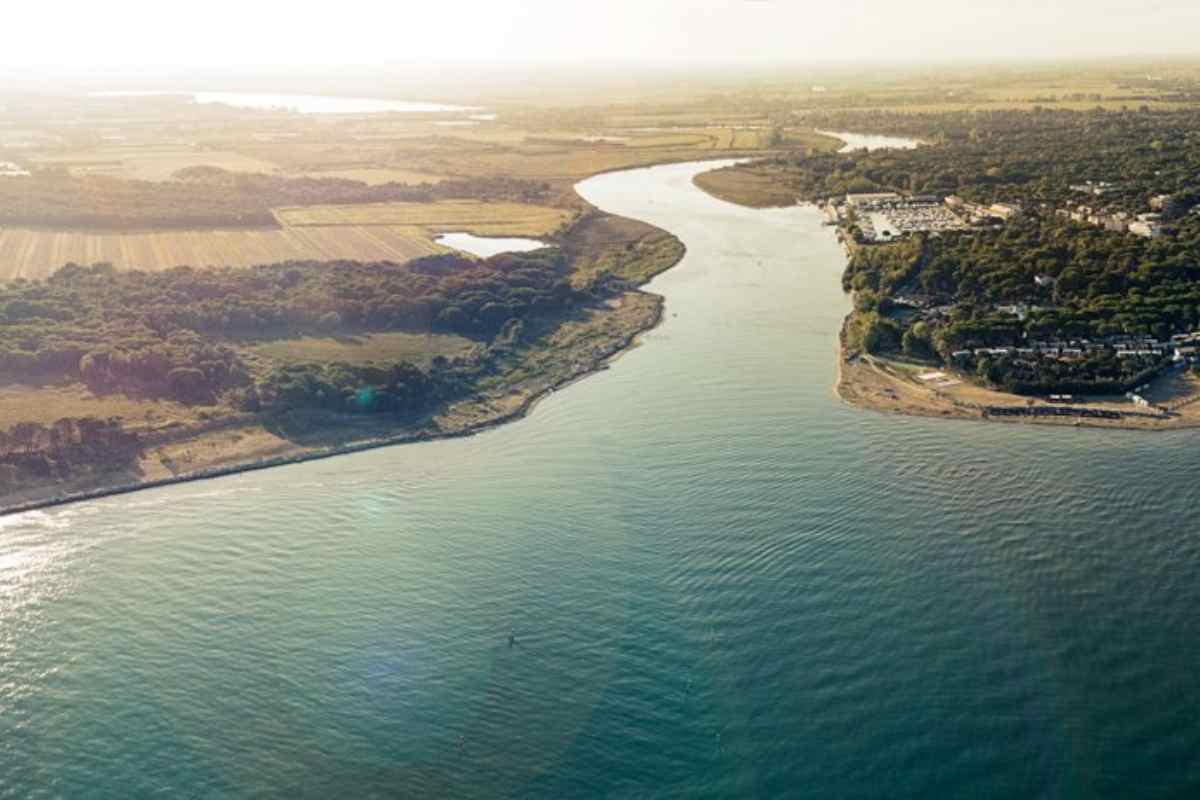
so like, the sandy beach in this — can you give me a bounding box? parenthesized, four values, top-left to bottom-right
(835, 320, 1200, 432)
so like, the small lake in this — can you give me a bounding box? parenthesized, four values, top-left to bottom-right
(89, 91, 475, 115)
(820, 130, 922, 152)
(435, 232, 547, 258)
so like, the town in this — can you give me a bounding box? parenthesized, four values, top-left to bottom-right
(823, 186, 1183, 243)
(831, 176, 1200, 409)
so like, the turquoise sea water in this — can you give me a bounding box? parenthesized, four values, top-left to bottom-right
(4, 156, 1200, 798)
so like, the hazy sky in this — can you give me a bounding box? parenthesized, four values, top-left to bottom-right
(5, 0, 1198, 70)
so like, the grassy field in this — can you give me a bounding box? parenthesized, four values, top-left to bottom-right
(32, 147, 281, 181)
(693, 163, 801, 208)
(0, 225, 443, 279)
(561, 213, 686, 288)
(691, 129, 843, 207)
(0, 383, 202, 429)
(246, 332, 478, 369)
(430, 147, 717, 181)
(274, 200, 575, 236)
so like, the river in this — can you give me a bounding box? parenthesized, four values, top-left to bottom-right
(3, 145, 1200, 798)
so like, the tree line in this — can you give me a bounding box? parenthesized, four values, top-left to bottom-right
(0, 416, 140, 485)
(0, 247, 587, 408)
(764, 107, 1200, 215)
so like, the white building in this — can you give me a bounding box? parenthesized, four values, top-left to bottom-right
(1129, 221, 1164, 238)
(989, 202, 1022, 220)
(845, 192, 901, 208)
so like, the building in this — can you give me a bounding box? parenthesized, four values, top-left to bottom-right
(1104, 212, 1131, 233)
(1129, 220, 1164, 238)
(997, 303, 1036, 321)
(1034, 274, 1057, 288)
(845, 192, 901, 208)
(989, 202, 1022, 220)
(1070, 181, 1114, 196)
(1150, 194, 1178, 214)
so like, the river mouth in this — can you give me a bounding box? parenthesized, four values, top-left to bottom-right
(5, 157, 1200, 798)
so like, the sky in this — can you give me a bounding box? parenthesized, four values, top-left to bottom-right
(4, 0, 1198, 71)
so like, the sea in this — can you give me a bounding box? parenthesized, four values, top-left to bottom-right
(3, 136, 1200, 798)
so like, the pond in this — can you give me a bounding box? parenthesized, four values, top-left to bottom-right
(435, 232, 548, 258)
(819, 129, 923, 152)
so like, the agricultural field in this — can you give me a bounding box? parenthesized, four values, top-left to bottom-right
(0, 192, 579, 277)
(427, 146, 711, 181)
(31, 147, 282, 181)
(245, 332, 478, 369)
(0, 225, 442, 279)
(274, 200, 575, 236)
(403, 125, 830, 181)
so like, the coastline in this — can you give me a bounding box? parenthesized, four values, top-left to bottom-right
(682, 151, 1200, 435)
(19, 140, 1200, 519)
(1, 288, 670, 518)
(834, 315, 1200, 432)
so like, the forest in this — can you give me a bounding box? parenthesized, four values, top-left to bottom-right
(845, 215, 1200, 339)
(0, 247, 584, 412)
(0, 416, 140, 487)
(771, 107, 1200, 213)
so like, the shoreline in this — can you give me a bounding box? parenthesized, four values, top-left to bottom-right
(681, 142, 1200, 436)
(1, 289, 670, 519)
(3, 153, 708, 519)
(18, 143, 1196, 519)
(833, 315, 1200, 432)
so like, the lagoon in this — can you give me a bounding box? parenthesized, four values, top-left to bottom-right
(90, 90, 474, 114)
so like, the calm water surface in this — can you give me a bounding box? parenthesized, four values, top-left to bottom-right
(3, 149, 1200, 799)
(822, 130, 922, 152)
(435, 233, 547, 258)
(89, 91, 473, 114)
